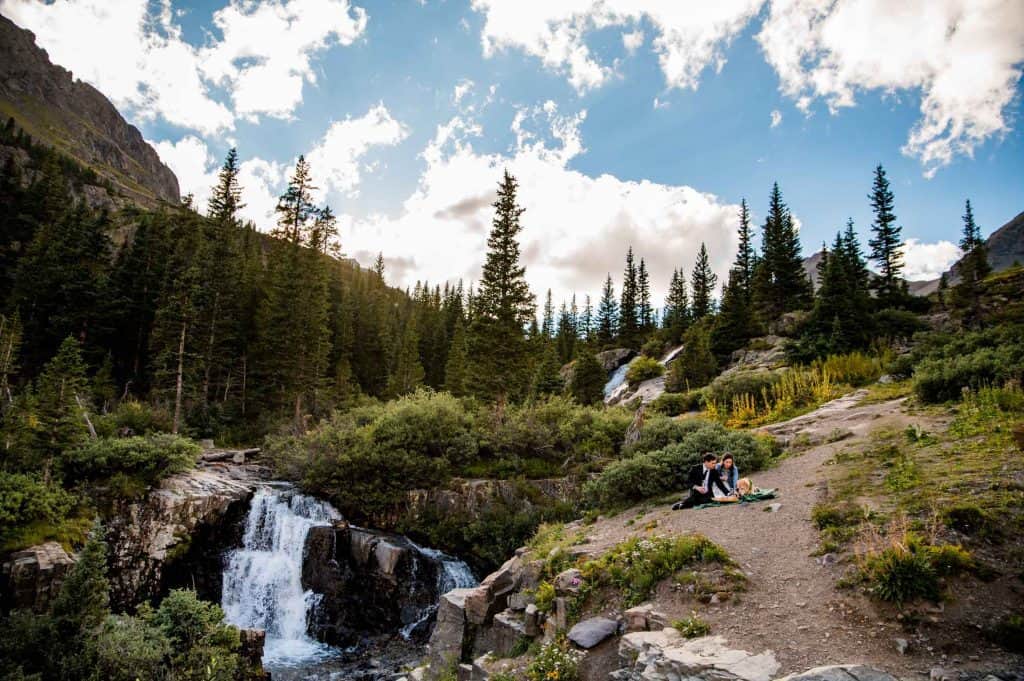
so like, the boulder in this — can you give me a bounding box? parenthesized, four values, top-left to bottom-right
(0, 542, 75, 612)
(776, 666, 898, 681)
(623, 603, 668, 633)
(238, 629, 270, 679)
(568, 617, 619, 649)
(614, 630, 779, 681)
(474, 609, 527, 657)
(427, 588, 474, 675)
(524, 603, 540, 636)
(553, 568, 583, 595)
(598, 348, 635, 373)
(464, 555, 522, 625)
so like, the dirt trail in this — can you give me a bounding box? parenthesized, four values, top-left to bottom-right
(574, 392, 988, 676)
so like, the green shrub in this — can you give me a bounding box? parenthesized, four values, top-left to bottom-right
(62, 434, 198, 487)
(871, 309, 928, 340)
(526, 638, 581, 681)
(650, 391, 703, 416)
(860, 535, 972, 604)
(641, 338, 667, 360)
(95, 614, 170, 681)
(992, 614, 1024, 653)
(585, 422, 774, 508)
(96, 400, 174, 438)
(0, 472, 78, 545)
(672, 615, 711, 638)
(623, 416, 711, 456)
(914, 345, 1024, 403)
(704, 371, 781, 406)
(534, 581, 556, 614)
(148, 589, 241, 681)
(626, 356, 664, 385)
(943, 504, 1001, 540)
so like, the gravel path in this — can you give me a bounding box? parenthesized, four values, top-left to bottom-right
(573, 393, 994, 676)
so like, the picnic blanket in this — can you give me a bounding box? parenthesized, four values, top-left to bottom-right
(692, 488, 777, 510)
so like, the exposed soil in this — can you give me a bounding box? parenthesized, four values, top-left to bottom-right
(566, 392, 1024, 677)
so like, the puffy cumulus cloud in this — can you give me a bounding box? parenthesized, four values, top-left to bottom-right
(2, 0, 233, 135)
(453, 79, 475, 105)
(469, 0, 762, 93)
(901, 238, 961, 280)
(622, 29, 645, 54)
(1, 0, 369, 132)
(151, 136, 284, 226)
(305, 103, 410, 197)
(756, 0, 1024, 177)
(342, 103, 739, 306)
(200, 0, 368, 120)
(770, 109, 782, 127)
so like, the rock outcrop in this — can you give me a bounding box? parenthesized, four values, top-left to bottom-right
(0, 541, 75, 612)
(303, 521, 475, 645)
(0, 15, 180, 207)
(106, 462, 266, 608)
(612, 631, 780, 681)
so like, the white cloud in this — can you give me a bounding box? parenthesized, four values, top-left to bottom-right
(902, 238, 962, 280)
(200, 0, 368, 121)
(1, 0, 369, 132)
(2, 0, 234, 135)
(653, 96, 670, 110)
(305, 103, 410, 197)
(756, 0, 1024, 177)
(770, 109, 782, 127)
(453, 79, 475, 104)
(622, 29, 645, 54)
(341, 104, 739, 305)
(150, 136, 285, 225)
(469, 0, 762, 93)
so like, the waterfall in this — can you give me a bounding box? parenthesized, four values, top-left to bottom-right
(604, 359, 634, 399)
(222, 486, 341, 666)
(399, 543, 477, 640)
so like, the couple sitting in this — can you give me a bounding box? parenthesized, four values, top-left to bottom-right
(672, 452, 754, 510)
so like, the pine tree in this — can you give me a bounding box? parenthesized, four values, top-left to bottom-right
(662, 268, 690, 344)
(532, 341, 564, 398)
(51, 520, 109, 636)
(570, 347, 605, 405)
(0, 311, 22, 406)
(595, 274, 618, 347)
(666, 322, 716, 392)
(637, 259, 653, 332)
(751, 182, 812, 321)
(34, 336, 92, 477)
(711, 204, 760, 358)
(373, 252, 386, 280)
(619, 248, 639, 345)
(580, 295, 593, 344)
(541, 289, 555, 338)
(953, 199, 991, 326)
(444, 315, 469, 396)
(867, 165, 904, 305)
(207, 148, 244, 223)
(388, 317, 425, 397)
(467, 170, 536, 402)
(555, 302, 577, 363)
(734, 198, 755, 297)
(690, 243, 717, 320)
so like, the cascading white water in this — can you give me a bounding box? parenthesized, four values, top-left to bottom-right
(399, 543, 477, 640)
(604, 359, 634, 399)
(222, 487, 341, 666)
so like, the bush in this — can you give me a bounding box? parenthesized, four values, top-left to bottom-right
(623, 416, 711, 456)
(626, 356, 664, 385)
(666, 324, 717, 392)
(148, 589, 241, 681)
(0, 472, 77, 544)
(96, 400, 174, 438)
(640, 338, 667, 360)
(61, 434, 199, 486)
(811, 352, 886, 387)
(584, 422, 773, 508)
(871, 309, 928, 340)
(914, 345, 1024, 403)
(526, 638, 581, 681)
(859, 533, 971, 604)
(650, 391, 702, 416)
(704, 371, 781, 406)
(672, 615, 711, 638)
(534, 581, 556, 613)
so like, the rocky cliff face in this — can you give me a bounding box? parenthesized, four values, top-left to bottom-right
(105, 462, 266, 609)
(303, 521, 476, 646)
(0, 14, 180, 207)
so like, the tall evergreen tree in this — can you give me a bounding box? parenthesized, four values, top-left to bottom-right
(751, 182, 812, 321)
(637, 259, 653, 332)
(867, 165, 904, 305)
(207, 147, 244, 223)
(531, 341, 564, 398)
(541, 289, 555, 338)
(618, 247, 639, 345)
(570, 347, 605, 406)
(595, 274, 618, 347)
(555, 302, 577, 364)
(711, 203, 760, 358)
(444, 315, 469, 397)
(579, 294, 593, 344)
(662, 268, 690, 344)
(387, 316, 425, 397)
(467, 170, 536, 402)
(734, 198, 755, 297)
(953, 199, 991, 326)
(690, 243, 718, 320)
(34, 336, 92, 477)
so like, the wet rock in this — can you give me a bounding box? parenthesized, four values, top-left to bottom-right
(427, 588, 473, 675)
(0, 542, 75, 612)
(568, 617, 619, 649)
(238, 629, 269, 679)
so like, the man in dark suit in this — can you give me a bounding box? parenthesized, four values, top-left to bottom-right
(672, 453, 729, 510)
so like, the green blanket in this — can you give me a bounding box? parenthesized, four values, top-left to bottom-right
(692, 488, 777, 510)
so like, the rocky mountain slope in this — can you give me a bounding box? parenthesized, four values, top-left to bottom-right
(0, 14, 179, 207)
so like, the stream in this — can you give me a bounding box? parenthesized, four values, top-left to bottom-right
(221, 485, 477, 679)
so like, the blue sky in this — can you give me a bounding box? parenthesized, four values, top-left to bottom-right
(2, 0, 1022, 302)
